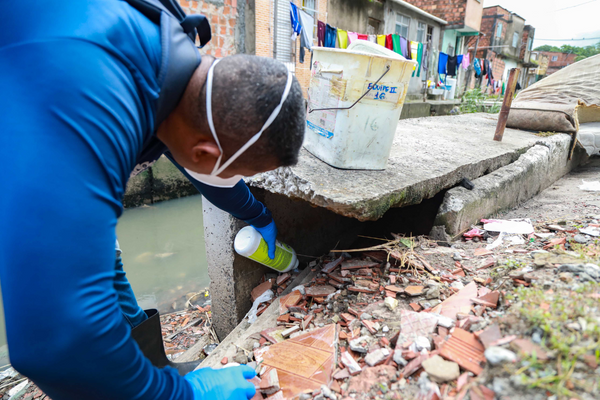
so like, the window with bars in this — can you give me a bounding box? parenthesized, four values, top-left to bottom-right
(426, 26, 433, 43)
(395, 13, 410, 38)
(512, 32, 519, 48)
(496, 22, 502, 38)
(274, 0, 295, 71)
(416, 22, 426, 43)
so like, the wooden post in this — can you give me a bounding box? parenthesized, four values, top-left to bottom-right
(493, 68, 520, 142)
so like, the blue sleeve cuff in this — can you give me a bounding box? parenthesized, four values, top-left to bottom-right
(164, 153, 273, 228)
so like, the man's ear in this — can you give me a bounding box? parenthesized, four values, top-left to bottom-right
(191, 140, 221, 163)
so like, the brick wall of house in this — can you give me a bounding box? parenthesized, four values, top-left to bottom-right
(402, 0, 467, 26)
(540, 52, 577, 75)
(179, 0, 240, 57)
(255, 0, 328, 97)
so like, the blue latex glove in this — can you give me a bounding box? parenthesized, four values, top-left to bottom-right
(185, 365, 257, 400)
(252, 220, 278, 259)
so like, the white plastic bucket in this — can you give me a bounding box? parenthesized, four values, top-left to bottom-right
(444, 77, 457, 100)
(304, 40, 417, 170)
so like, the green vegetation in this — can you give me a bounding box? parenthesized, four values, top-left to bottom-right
(506, 283, 600, 398)
(460, 89, 501, 114)
(534, 42, 600, 62)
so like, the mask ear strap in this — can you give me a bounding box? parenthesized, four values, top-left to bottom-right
(214, 69, 293, 175)
(205, 59, 222, 175)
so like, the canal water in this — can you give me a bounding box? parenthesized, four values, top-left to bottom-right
(0, 195, 210, 366)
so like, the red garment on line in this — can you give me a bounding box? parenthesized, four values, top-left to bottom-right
(357, 33, 368, 41)
(385, 34, 393, 51)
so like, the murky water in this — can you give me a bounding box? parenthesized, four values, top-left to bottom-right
(0, 195, 209, 366)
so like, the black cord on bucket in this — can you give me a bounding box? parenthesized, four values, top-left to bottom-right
(308, 65, 392, 114)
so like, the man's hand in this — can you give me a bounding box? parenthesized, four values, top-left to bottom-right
(252, 220, 278, 259)
(185, 365, 257, 400)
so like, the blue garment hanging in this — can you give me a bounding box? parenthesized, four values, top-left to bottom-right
(438, 52, 448, 75)
(324, 24, 337, 48)
(289, 2, 302, 40)
(474, 58, 482, 77)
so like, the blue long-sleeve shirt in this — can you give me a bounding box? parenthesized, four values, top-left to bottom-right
(0, 1, 269, 399)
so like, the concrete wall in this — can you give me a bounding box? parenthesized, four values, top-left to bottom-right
(463, 0, 482, 32)
(327, 0, 384, 34)
(442, 29, 457, 55)
(503, 14, 525, 61)
(124, 156, 196, 208)
(204, 186, 366, 338)
(435, 135, 588, 236)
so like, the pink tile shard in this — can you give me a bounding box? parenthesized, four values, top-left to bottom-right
(432, 282, 478, 320)
(396, 310, 438, 347)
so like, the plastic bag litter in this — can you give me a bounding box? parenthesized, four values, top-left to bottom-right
(0, 367, 18, 381)
(246, 289, 274, 324)
(482, 218, 534, 234)
(579, 180, 600, 192)
(8, 380, 28, 400)
(486, 232, 525, 250)
(580, 227, 600, 237)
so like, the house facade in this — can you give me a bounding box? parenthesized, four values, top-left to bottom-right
(465, 5, 536, 90)
(537, 51, 578, 75)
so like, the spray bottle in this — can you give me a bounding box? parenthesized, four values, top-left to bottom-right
(234, 226, 299, 273)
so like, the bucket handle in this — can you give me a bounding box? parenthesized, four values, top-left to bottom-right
(308, 65, 391, 114)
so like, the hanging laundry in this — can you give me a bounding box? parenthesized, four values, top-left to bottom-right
(481, 58, 487, 76)
(410, 41, 418, 74)
(474, 57, 481, 77)
(337, 29, 348, 49)
(347, 32, 358, 45)
(385, 34, 393, 51)
(405, 38, 412, 59)
(457, 55, 463, 68)
(317, 20, 326, 47)
(289, 2, 302, 41)
(377, 35, 386, 46)
(358, 33, 368, 41)
(438, 52, 448, 75)
(368, 35, 377, 43)
(462, 53, 470, 70)
(446, 55, 458, 76)
(414, 42, 423, 77)
(399, 36, 408, 58)
(324, 24, 337, 48)
(392, 34, 402, 55)
(298, 10, 314, 63)
(421, 42, 430, 72)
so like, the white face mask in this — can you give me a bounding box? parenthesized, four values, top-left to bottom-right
(185, 59, 294, 188)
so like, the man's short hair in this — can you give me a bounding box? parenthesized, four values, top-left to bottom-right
(200, 55, 305, 167)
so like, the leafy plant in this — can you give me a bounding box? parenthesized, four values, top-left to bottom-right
(460, 89, 501, 114)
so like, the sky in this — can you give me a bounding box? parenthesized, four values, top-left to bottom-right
(484, 0, 600, 49)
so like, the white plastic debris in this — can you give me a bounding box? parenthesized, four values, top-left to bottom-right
(246, 289, 274, 324)
(0, 367, 18, 381)
(482, 218, 534, 234)
(8, 380, 29, 400)
(580, 227, 600, 237)
(579, 180, 600, 192)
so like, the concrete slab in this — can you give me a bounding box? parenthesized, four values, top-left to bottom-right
(248, 113, 540, 222)
(434, 135, 589, 236)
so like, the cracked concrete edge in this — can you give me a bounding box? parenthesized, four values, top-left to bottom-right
(433, 134, 588, 236)
(247, 147, 531, 222)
